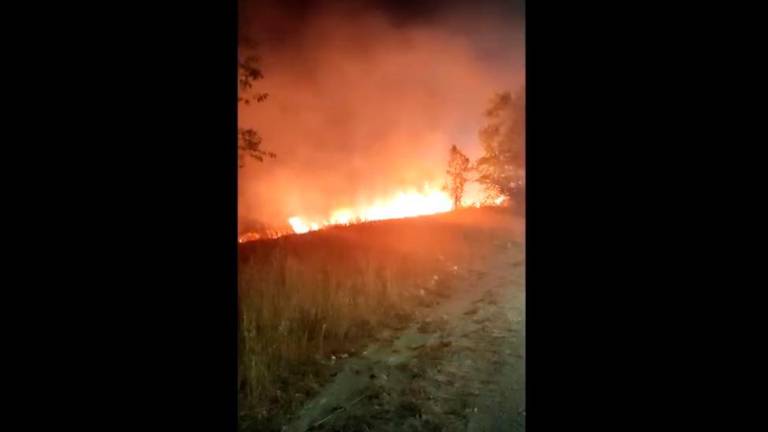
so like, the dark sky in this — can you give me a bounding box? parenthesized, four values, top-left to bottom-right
(240, 0, 524, 46)
(240, 0, 524, 20)
(370, 0, 524, 21)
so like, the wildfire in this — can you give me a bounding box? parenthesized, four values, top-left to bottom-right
(238, 227, 291, 243)
(238, 184, 511, 243)
(238, 232, 263, 243)
(287, 184, 456, 235)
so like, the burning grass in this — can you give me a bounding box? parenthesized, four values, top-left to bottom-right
(237, 207, 516, 429)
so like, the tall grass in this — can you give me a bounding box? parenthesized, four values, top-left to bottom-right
(237, 208, 511, 427)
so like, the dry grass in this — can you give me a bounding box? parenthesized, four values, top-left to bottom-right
(237, 207, 514, 428)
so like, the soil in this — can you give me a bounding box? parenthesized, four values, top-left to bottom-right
(279, 238, 525, 432)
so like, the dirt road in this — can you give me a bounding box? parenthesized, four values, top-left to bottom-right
(283, 238, 525, 432)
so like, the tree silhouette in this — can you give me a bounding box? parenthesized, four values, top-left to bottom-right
(446, 144, 471, 209)
(475, 87, 525, 200)
(238, 54, 275, 168)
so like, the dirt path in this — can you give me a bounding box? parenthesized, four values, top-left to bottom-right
(283, 238, 525, 432)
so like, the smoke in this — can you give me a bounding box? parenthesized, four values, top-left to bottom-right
(238, 0, 524, 232)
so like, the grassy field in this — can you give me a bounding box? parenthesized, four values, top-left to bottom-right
(237, 206, 519, 429)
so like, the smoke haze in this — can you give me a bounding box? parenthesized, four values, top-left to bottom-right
(238, 0, 524, 232)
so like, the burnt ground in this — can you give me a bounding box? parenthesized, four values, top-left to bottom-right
(279, 238, 525, 432)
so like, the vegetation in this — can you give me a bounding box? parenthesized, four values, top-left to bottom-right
(475, 87, 525, 201)
(237, 208, 509, 430)
(446, 144, 471, 209)
(443, 87, 525, 209)
(238, 54, 275, 168)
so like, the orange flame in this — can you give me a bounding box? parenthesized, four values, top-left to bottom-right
(238, 232, 263, 243)
(287, 184, 460, 234)
(238, 184, 509, 242)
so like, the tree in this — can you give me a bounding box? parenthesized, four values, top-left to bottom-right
(475, 87, 525, 201)
(446, 144, 471, 209)
(238, 54, 275, 168)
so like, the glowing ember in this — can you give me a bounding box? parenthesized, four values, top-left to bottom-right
(238, 232, 262, 243)
(238, 228, 292, 243)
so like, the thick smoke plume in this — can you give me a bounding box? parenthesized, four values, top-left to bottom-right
(238, 0, 524, 232)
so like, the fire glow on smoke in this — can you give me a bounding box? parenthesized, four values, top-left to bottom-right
(237, 183, 509, 243)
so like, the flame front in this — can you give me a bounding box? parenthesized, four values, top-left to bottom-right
(288, 185, 455, 234)
(237, 183, 511, 242)
(288, 216, 311, 234)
